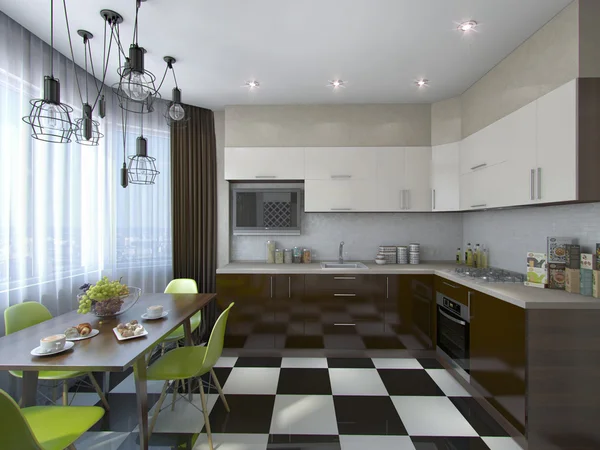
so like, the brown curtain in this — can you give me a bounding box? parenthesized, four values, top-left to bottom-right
(171, 106, 217, 338)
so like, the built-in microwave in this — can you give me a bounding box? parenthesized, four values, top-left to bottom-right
(232, 187, 302, 235)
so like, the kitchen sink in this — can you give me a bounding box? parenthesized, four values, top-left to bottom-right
(320, 262, 368, 270)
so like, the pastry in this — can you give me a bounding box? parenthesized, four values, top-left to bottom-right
(121, 330, 134, 337)
(64, 327, 80, 339)
(116, 323, 126, 330)
(133, 325, 145, 336)
(77, 323, 92, 336)
(130, 319, 138, 325)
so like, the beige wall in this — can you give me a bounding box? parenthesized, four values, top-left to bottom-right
(225, 104, 432, 147)
(214, 111, 228, 268)
(431, 97, 462, 146)
(579, 0, 600, 77)
(461, 1, 579, 138)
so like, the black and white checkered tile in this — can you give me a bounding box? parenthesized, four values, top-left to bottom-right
(72, 357, 523, 450)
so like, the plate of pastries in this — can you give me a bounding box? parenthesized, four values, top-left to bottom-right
(113, 320, 147, 341)
(64, 323, 99, 341)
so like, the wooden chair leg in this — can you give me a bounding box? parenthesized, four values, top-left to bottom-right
(88, 373, 110, 411)
(52, 381, 58, 404)
(198, 379, 213, 450)
(161, 342, 166, 356)
(67, 445, 77, 450)
(171, 379, 179, 411)
(149, 380, 170, 437)
(210, 368, 230, 413)
(62, 380, 69, 406)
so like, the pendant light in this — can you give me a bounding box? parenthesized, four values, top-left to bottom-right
(22, 0, 74, 143)
(128, 112, 159, 185)
(73, 31, 104, 146)
(162, 57, 190, 128)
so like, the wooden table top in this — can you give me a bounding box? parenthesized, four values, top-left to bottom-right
(0, 293, 216, 372)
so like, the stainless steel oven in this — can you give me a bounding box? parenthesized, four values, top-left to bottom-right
(436, 292, 470, 379)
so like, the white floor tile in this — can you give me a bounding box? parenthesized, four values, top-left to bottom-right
(371, 358, 423, 369)
(222, 368, 280, 395)
(213, 356, 238, 368)
(281, 357, 328, 369)
(340, 435, 416, 450)
(270, 395, 338, 435)
(144, 393, 218, 433)
(68, 392, 103, 407)
(391, 396, 478, 437)
(482, 437, 525, 450)
(110, 373, 170, 394)
(193, 433, 269, 450)
(329, 369, 388, 396)
(74, 431, 131, 450)
(425, 369, 471, 397)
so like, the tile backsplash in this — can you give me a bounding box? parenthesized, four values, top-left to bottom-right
(231, 212, 463, 262)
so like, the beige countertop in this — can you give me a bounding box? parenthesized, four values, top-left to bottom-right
(217, 261, 600, 310)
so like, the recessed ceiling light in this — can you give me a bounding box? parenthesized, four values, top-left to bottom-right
(458, 20, 478, 32)
(416, 79, 429, 88)
(328, 80, 345, 89)
(244, 80, 260, 88)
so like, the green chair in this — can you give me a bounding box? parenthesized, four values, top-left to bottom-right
(162, 279, 203, 346)
(4, 302, 110, 410)
(0, 388, 104, 450)
(147, 303, 235, 450)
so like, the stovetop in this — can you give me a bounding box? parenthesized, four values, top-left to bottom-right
(454, 266, 526, 283)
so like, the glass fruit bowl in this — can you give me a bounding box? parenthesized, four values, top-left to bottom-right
(89, 287, 142, 319)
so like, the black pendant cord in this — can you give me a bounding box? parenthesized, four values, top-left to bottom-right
(50, 0, 54, 77)
(155, 64, 170, 93)
(133, 0, 140, 46)
(89, 22, 115, 112)
(114, 24, 128, 59)
(62, 0, 84, 105)
(171, 65, 179, 89)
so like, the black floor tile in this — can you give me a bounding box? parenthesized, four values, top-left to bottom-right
(451, 397, 510, 437)
(268, 434, 341, 449)
(333, 396, 408, 435)
(327, 358, 375, 369)
(277, 368, 332, 395)
(412, 436, 491, 449)
(235, 357, 282, 368)
(90, 393, 161, 432)
(362, 336, 407, 349)
(378, 369, 444, 396)
(206, 394, 276, 434)
(198, 367, 233, 394)
(285, 335, 324, 349)
(117, 432, 199, 449)
(417, 358, 445, 369)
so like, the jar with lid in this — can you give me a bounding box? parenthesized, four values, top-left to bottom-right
(292, 246, 302, 264)
(302, 248, 312, 264)
(275, 249, 284, 264)
(266, 240, 276, 264)
(284, 249, 293, 264)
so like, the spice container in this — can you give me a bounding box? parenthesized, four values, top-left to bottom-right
(303, 248, 312, 264)
(292, 247, 302, 263)
(266, 240, 276, 264)
(284, 249, 293, 264)
(275, 249, 284, 264)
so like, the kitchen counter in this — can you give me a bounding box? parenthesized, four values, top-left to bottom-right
(217, 261, 600, 310)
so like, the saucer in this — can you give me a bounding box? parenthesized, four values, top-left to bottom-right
(141, 311, 169, 320)
(31, 341, 75, 357)
(66, 329, 100, 341)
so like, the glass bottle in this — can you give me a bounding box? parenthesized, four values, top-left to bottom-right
(284, 249, 293, 264)
(275, 249, 284, 264)
(266, 240, 276, 264)
(303, 248, 312, 264)
(292, 246, 302, 263)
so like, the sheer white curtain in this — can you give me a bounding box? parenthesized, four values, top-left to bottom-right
(0, 11, 172, 330)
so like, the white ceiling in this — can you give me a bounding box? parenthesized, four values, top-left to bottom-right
(0, 0, 574, 110)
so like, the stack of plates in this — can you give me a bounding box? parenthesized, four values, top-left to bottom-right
(409, 243, 420, 265)
(397, 246, 408, 264)
(378, 246, 397, 264)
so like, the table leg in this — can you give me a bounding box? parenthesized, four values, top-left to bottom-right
(103, 371, 110, 394)
(133, 358, 149, 450)
(183, 318, 193, 401)
(22, 371, 39, 407)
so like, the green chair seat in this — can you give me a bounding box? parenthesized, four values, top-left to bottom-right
(162, 279, 202, 343)
(9, 370, 87, 381)
(147, 346, 210, 381)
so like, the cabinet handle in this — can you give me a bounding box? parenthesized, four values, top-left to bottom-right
(432, 189, 436, 210)
(406, 190, 410, 210)
(439, 308, 466, 326)
(334, 276, 356, 280)
(255, 175, 277, 179)
(471, 163, 487, 171)
(331, 175, 352, 179)
(386, 276, 389, 299)
(537, 167, 542, 200)
(334, 323, 356, 326)
(400, 190, 404, 210)
(443, 282, 459, 289)
(331, 208, 352, 211)
(288, 276, 291, 299)
(270, 276, 273, 299)
(334, 293, 356, 297)
(530, 169, 535, 201)
(471, 204, 487, 208)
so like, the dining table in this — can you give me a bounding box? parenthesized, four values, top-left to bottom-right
(0, 292, 216, 450)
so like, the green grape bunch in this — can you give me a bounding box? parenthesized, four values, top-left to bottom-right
(77, 277, 129, 314)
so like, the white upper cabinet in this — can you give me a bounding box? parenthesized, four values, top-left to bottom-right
(305, 147, 377, 180)
(431, 143, 460, 211)
(535, 79, 577, 203)
(225, 147, 305, 180)
(304, 179, 377, 212)
(404, 147, 433, 211)
(460, 162, 508, 210)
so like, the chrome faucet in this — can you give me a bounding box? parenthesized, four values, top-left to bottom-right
(338, 241, 345, 264)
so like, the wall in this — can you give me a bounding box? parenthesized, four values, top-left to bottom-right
(431, 97, 462, 146)
(462, 203, 600, 273)
(232, 212, 463, 262)
(578, 0, 600, 77)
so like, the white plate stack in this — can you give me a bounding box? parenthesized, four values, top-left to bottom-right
(397, 246, 408, 264)
(378, 246, 397, 264)
(409, 243, 420, 265)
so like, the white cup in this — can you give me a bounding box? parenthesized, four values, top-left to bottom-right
(40, 334, 66, 353)
(146, 305, 163, 318)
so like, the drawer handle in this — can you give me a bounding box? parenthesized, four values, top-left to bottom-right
(334, 293, 356, 297)
(470, 163, 487, 171)
(331, 175, 352, 179)
(331, 208, 353, 211)
(334, 276, 356, 280)
(255, 175, 277, 179)
(443, 282, 458, 289)
(334, 323, 356, 326)
(470, 204, 487, 208)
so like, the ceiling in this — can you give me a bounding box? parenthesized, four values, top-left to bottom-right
(0, 0, 574, 110)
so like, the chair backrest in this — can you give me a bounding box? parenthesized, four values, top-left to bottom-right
(164, 279, 198, 294)
(202, 303, 235, 369)
(0, 389, 43, 450)
(4, 302, 53, 335)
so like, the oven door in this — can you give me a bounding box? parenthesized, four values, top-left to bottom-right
(437, 305, 470, 374)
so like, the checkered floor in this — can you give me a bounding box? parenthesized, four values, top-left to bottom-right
(71, 357, 523, 450)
